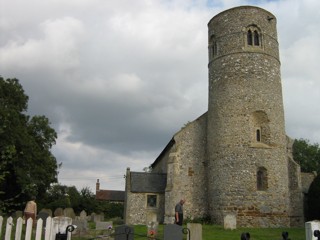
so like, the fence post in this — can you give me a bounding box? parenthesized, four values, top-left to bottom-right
(5, 216, 13, 240)
(15, 217, 23, 240)
(25, 218, 33, 240)
(35, 218, 43, 240)
(44, 216, 53, 240)
(0, 216, 3, 237)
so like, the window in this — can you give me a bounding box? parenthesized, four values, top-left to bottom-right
(254, 30, 259, 46)
(247, 30, 253, 45)
(257, 167, 268, 191)
(246, 25, 261, 47)
(256, 129, 261, 142)
(209, 35, 217, 58)
(147, 194, 157, 208)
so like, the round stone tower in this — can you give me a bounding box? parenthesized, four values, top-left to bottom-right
(206, 6, 290, 227)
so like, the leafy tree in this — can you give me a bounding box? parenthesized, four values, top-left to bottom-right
(0, 77, 58, 213)
(293, 138, 320, 174)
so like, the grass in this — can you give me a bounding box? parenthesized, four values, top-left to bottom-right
(72, 224, 306, 240)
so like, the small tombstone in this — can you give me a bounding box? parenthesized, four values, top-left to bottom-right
(40, 208, 52, 217)
(79, 210, 87, 220)
(224, 214, 237, 230)
(14, 210, 23, 218)
(92, 213, 104, 222)
(37, 211, 49, 226)
(96, 221, 113, 230)
(305, 220, 320, 240)
(72, 219, 88, 234)
(187, 223, 202, 240)
(64, 208, 76, 219)
(114, 225, 134, 240)
(51, 216, 73, 240)
(147, 221, 158, 239)
(164, 224, 183, 240)
(54, 208, 64, 217)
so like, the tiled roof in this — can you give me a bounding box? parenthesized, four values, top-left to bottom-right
(130, 172, 167, 193)
(95, 190, 125, 202)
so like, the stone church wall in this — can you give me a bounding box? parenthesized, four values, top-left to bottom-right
(163, 113, 208, 223)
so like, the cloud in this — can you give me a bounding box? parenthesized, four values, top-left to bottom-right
(1, 0, 319, 191)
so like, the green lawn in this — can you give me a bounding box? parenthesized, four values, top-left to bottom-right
(125, 224, 305, 240)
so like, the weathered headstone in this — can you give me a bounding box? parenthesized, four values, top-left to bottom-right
(224, 214, 237, 230)
(64, 208, 76, 219)
(306, 220, 320, 240)
(72, 219, 88, 234)
(51, 216, 73, 240)
(114, 225, 134, 240)
(37, 211, 49, 226)
(147, 221, 158, 239)
(96, 221, 113, 230)
(79, 210, 87, 220)
(164, 224, 183, 240)
(54, 208, 64, 217)
(14, 211, 23, 218)
(40, 208, 52, 217)
(187, 223, 202, 240)
(91, 213, 104, 222)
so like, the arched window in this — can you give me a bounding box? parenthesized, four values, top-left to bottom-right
(247, 30, 253, 45)
(246, 25, 261, 47)
(256, 129, 261, 142)
(257, 167, 268, 191)
(254, 30, 259, 46)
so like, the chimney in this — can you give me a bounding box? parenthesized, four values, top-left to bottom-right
(96, 179, 100, 192)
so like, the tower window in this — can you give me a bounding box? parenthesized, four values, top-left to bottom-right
(254, 30, 259, 46)
(257, 167, 268, 191)
(247, 30, 253, 45)
(246, 26, 261, 47)
(256, 129, 261, 142)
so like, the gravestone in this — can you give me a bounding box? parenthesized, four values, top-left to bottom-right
(54, 208, 64, 217)
(72, 219, 88, 234)
(164, 224, 183, 240)
(40, 208, 53, 217)
(91, 213, 104, 222)
(224, 214, 237, 230)
(51, 216, 73, 240)
(37, 211, 49, 226)
(79, 210, 87, 220)
(114, 225, 134, 240)
(14, 211, 23, 218)
(187, 223, 202, 240)
(96, 221, 113, 230)
(64, 208, 76, 219)
(305, 220, 320, 240)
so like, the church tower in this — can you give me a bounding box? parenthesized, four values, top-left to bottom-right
(206, 6, 290, 227)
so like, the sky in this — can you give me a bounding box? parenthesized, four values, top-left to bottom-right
(1, 0, 319, 192)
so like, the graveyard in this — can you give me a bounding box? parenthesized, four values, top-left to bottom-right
(1, 209, 317, 240)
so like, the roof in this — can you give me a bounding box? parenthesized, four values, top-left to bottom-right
(95, 190, 125, 202)
(130, 172, 167, 193)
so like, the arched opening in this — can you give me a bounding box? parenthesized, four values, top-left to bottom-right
(257, 167, 268, 191)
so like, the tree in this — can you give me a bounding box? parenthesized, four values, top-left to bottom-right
(292, 138, 320, 174)
(0, 76, 58, 213)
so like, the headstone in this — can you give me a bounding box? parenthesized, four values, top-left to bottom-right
(37, 211, 49, 226)
(91, 213, 104, 222)
(305, 220, 320, 240)
(224, 214, 237, 230)
(164, 224, 183, 240)
(54, 208, 64, 217)
(96, 221, 113, 230)
(51, 217, 73, 240)
(79, 210, 87, 220)
(72, 219, 88, 234)
(147, 221, 158, 239)
(114, 225, 134, 240)
(40, 208, 52, 217)
(14, 211, 23, 218)
(187, 223, 202, 240)
(64, 208, 76, 219)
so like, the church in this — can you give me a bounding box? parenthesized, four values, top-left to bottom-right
(123, 6, 316, 227)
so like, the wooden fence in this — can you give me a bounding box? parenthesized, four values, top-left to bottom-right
(0, 216, 72, 240)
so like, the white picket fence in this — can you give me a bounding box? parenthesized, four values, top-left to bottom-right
(0, 216, 72, 240)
